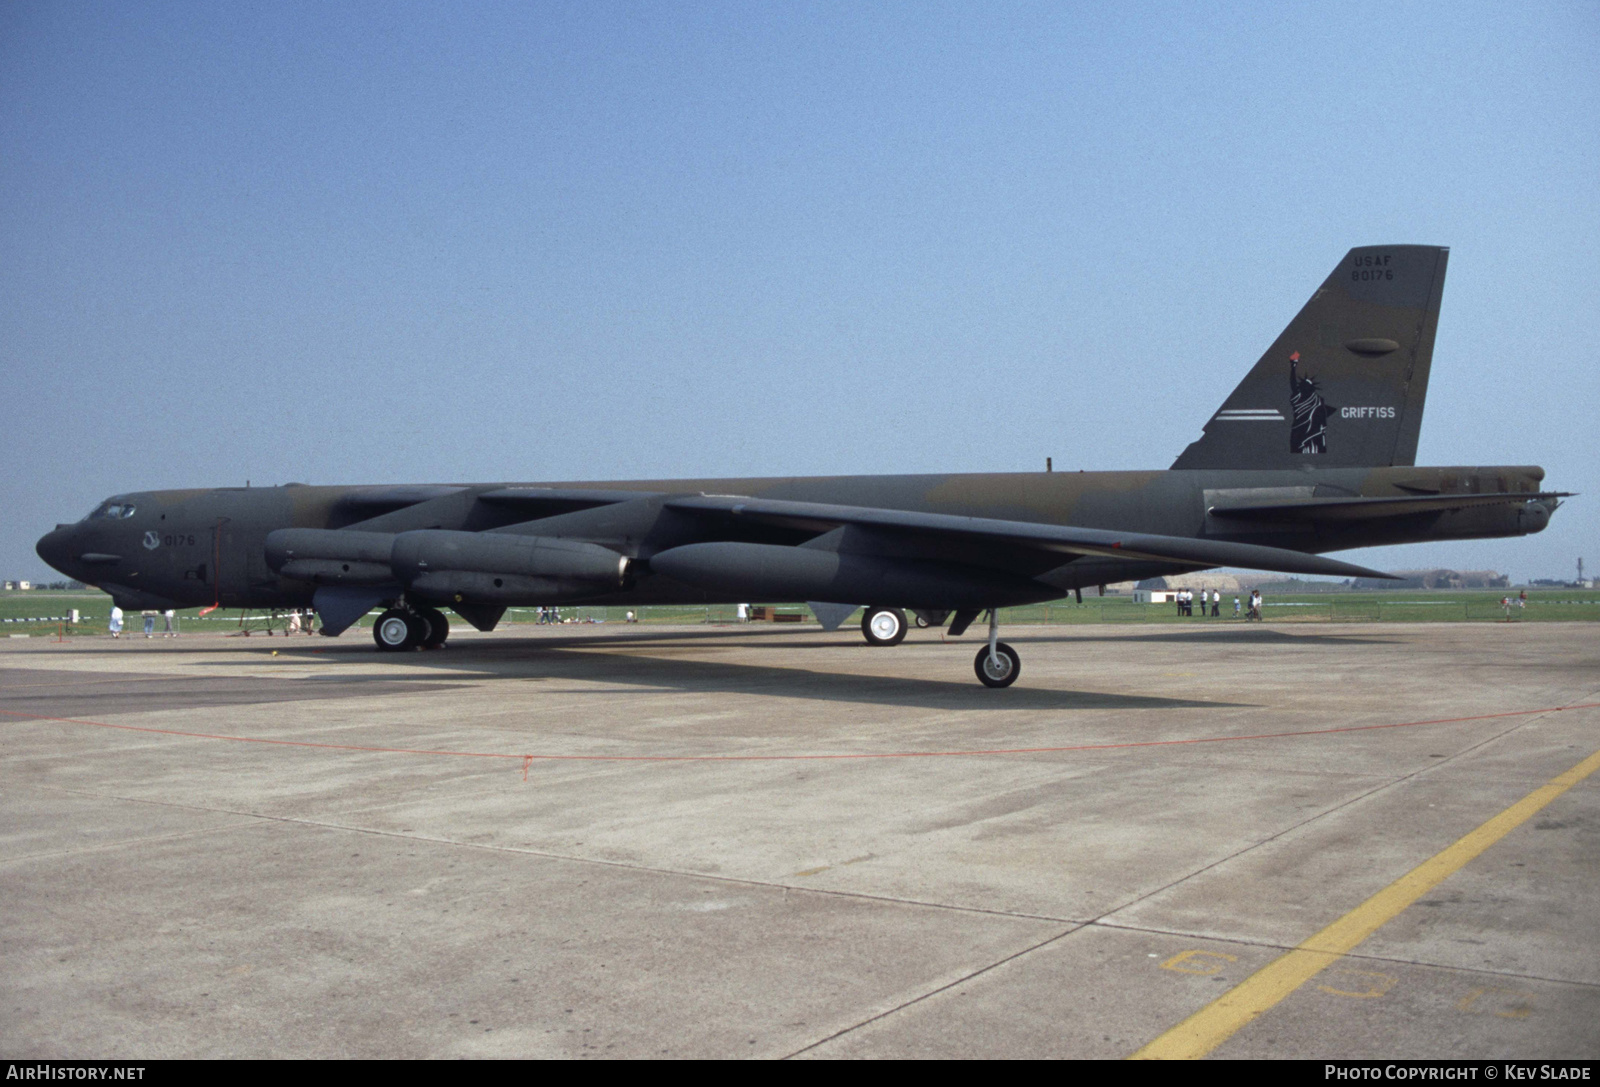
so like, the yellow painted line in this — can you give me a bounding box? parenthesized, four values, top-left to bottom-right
(1131, 743, 1600, 1060)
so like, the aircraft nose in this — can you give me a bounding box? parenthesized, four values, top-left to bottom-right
(36, 526, 78, 576)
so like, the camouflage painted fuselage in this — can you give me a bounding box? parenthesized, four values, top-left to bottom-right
(36, 463, 1554, 613)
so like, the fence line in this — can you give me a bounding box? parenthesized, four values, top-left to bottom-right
(4, 596, 1597, 636)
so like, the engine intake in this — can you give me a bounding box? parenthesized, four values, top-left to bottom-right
(264, 529, 398, 586)
(265, 527, 630, 603)
(390, 530, 629, 604)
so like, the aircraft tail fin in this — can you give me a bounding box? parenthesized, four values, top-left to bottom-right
(1171, 245, 1448, 470)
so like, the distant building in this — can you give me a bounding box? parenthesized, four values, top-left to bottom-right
(1131, 574, 1249, 603)
(1351, 568, 1509, 590)
(1136, 573, 1249, 593)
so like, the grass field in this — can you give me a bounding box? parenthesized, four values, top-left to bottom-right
(3, 587, 1596, 639)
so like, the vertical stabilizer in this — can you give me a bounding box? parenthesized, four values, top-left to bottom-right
(1171, 245, 1448, 470)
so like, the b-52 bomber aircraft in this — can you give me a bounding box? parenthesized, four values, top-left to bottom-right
(37, 245, 1567, 686)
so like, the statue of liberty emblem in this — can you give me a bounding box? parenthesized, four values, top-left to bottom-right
(1288, 352, 1334, 454)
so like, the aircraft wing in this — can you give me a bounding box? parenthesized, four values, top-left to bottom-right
(332, 485, 469, 520)
(477, 487, 663, 511)
(662, 495, 1395, 580)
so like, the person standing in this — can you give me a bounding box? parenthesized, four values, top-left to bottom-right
(162, 609, 177, 637)
(1233, 596, 1241, 619)
(141, 609, 157, 638)
(1212, 589, 1221, 617)
(109, 605, 123, 638)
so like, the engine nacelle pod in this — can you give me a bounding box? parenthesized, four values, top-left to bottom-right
(264, 529, 397, 586)
(389, 530, 630, 604)
(649, 542, 1058, 609)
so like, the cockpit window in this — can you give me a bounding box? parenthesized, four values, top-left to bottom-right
(86, 501, 137, 520)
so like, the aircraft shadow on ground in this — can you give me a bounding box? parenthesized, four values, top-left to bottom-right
(39, 628, 1268, 711)
(238, 637, 1246, 712)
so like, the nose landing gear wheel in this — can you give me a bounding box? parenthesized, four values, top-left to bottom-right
(374, 609, 417, 652)
(862, 606, 908, 646)
(975, 642, 1021, 688)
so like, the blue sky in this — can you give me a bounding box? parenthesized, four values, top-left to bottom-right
(3, 1, 1595, 582)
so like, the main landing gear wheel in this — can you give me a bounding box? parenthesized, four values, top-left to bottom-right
(416, 607, 449, 649)
(373, 608, 417, 652)
(975, 642, 1021, 688)
(862, 606, 908, 647)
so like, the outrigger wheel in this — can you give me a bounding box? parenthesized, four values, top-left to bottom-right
(373, 608, 418, 652)
(861, 606, 908, 647)
(975, 641, 1021, 688)
(416, 606, 449, 649)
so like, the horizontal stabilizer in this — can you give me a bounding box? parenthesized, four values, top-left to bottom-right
(1209, 491, 1573, 523)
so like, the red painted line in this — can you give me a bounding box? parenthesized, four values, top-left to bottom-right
(1, 703, 1595, 766)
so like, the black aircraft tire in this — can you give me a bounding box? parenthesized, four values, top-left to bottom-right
(404, 611, 431, 650)
(374, 609, 414, 652)
(861, 607, 908, 647)
(974, 642, 1021, 688)
(914, 615, 930, 629)
(417, 607, 449, 649)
